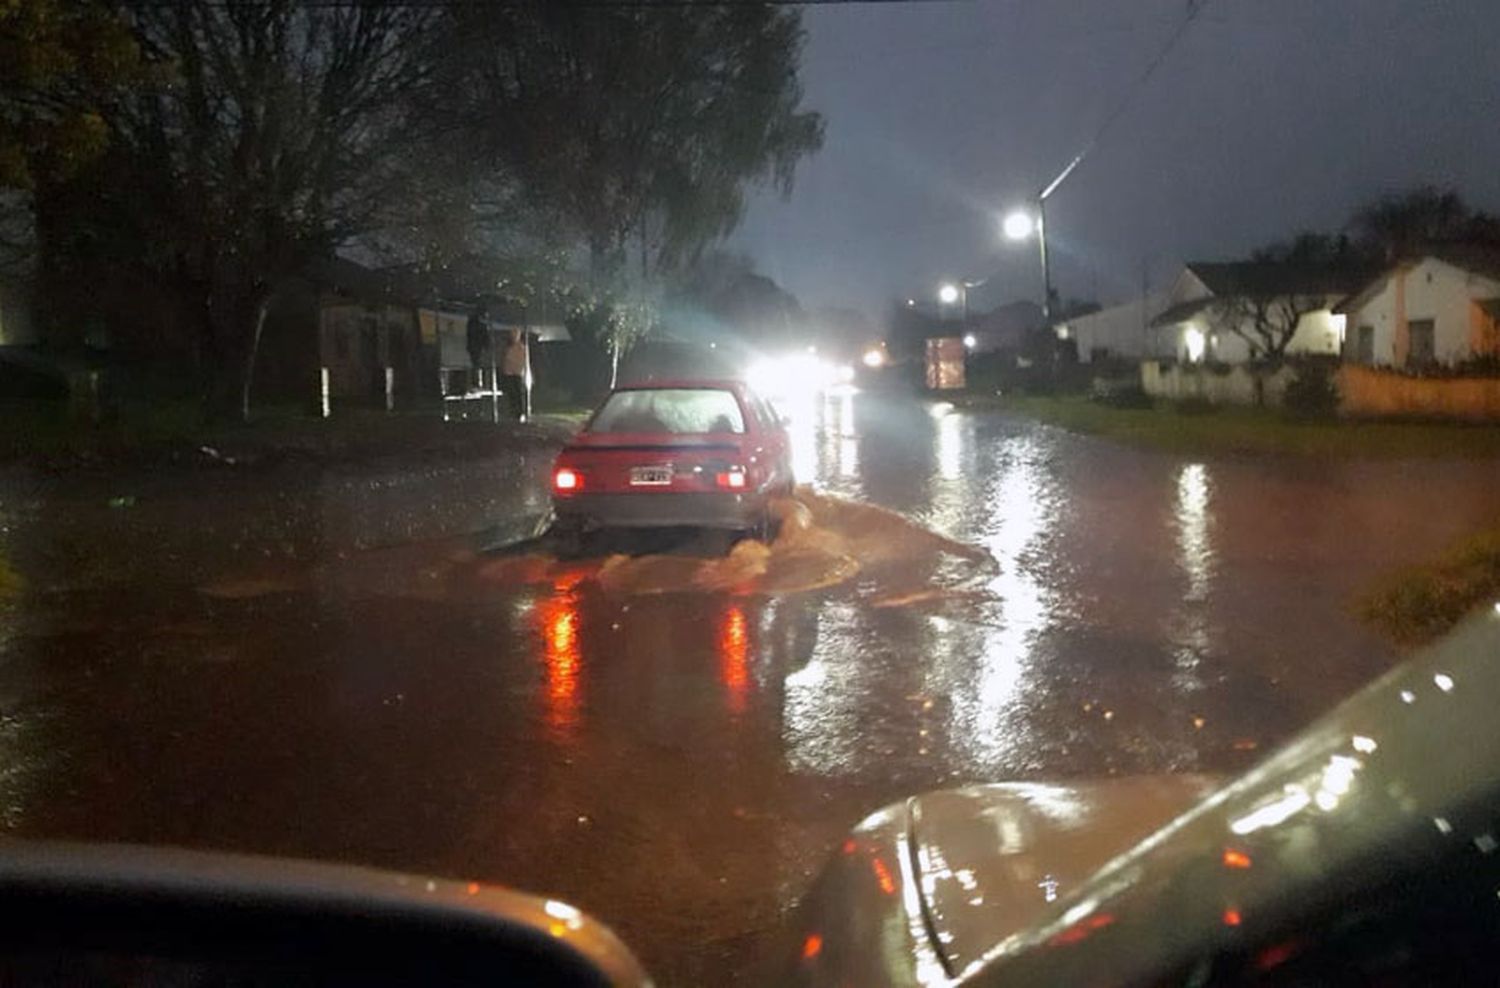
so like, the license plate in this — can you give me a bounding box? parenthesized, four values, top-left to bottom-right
(629, 466, 673, 486)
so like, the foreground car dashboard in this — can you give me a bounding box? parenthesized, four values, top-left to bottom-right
(0, 842, 651, 987)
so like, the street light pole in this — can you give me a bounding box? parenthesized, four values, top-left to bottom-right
(1036, 200, 1051, 324)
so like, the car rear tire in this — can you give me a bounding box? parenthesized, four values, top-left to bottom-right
(752, 504, 778, 544)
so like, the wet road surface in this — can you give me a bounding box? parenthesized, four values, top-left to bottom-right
(2, 394, 1498, 984)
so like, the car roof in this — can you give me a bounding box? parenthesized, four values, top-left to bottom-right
(610, 378, 749, 394)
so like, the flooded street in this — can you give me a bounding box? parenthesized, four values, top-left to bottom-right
(1, 396, 1498, 984)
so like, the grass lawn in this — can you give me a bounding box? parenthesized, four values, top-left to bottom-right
(977, 394, 1500, 459)
(1359, 527, 1500, 647)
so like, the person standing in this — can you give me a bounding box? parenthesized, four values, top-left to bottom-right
(502, 328, 527, 420)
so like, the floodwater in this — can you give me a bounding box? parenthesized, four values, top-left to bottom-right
(1, 394, 1497, 984)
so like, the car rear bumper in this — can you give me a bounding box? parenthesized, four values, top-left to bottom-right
(554, 491, 764, 530)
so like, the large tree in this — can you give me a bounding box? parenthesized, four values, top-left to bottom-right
(0, 0, 139, 191)
(448, 3, 824, 280)
(117, 1, 446, 417)
(0, 0, 140, 269)
(1350, 186, 1500, 260)
(21, 1, 823, 415)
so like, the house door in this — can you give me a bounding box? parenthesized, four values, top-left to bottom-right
(1407, 319, 1435, 368)
(1357, 325, 1375, 364)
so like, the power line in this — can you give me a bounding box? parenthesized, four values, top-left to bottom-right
(1040, 0, 1213, 202)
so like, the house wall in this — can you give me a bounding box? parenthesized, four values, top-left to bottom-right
(319, 301, 422, 401)
(1167, 305, 1342, 365)
(1060, 295, 1164, 363)
(1344, 258, 1500, 367)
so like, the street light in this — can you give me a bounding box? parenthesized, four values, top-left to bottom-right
(962, 334, 977, 350)
(937, 281, 971, 326)
(1001, 204, 1053, 323)
(1002, 210, 1035, 241)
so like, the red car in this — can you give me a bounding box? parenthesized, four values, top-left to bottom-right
(551, 379, 794, 538)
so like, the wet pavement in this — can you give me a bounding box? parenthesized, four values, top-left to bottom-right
(1, 394, 1498, 984)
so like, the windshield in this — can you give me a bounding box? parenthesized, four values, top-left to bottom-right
(589, 389, 745, 435)
(4, 2, 1500, 987)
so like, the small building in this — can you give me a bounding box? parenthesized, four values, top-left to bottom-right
(1334, 246, 1500, 368)
(1056, 294, 1166, 364)
(256, 256, 568, 411)
(1151, 262, 1366, 364)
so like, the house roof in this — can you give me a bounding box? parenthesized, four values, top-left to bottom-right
(1149, 297, 1215, 328)
(306, 256, 568, 337)
(1184, 261, 1373, 298)
(1333, 244, 1500, 315)
(1426, 243, 1500, 282)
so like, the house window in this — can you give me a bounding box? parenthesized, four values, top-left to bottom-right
(1357, 325, 1375, 364)
(1408, 319, 1436, 368)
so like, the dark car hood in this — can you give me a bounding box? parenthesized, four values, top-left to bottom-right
(909, 777, 1218, 976)
(774, 775, 1214, 987)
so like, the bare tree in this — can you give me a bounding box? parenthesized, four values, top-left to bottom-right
(1210, 291, 1329, 362)
(111, 1, 441, 419)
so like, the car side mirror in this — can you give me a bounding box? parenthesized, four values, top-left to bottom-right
(0, 842, 651, 987)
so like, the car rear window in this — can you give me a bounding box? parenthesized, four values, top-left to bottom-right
(589, 389, 746, 434)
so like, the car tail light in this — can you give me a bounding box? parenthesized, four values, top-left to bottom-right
(554, 467, 581, 492)
(715, 469, 747, 490)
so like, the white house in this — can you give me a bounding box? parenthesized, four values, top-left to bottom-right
(1056, 293, 1167, 363)
(1150, 262, 1365, 364)
(1334, 247, 1500, 368)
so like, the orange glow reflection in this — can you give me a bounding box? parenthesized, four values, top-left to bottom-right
(539, 585, 582, 737)
(1047, 912, 1115, 947)
(1222, 848, 1252, 869)
(871, 857, 896, 896)
(719, 605, 750, 714)
(801, 933, 823, 960)
(1222, 907, 1243, 927)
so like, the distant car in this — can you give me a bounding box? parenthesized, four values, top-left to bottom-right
(551, 379, 793, 539)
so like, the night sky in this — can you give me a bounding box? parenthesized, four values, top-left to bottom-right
(729, 0, 1500, 319)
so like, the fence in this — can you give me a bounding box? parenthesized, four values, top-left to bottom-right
(1337, 365, 1500, 421)
(1140, 361, 1296, 407)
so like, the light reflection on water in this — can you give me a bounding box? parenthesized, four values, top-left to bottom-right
(538, 580, 583, 741)
(719, 604, 750, 716)
(962, 435, 1058, 766)
(1170, 463, 1216, 692)
(1177, 464, 1214, 603)
(784, 390, 822, 485)
(782, 601, 867, 776)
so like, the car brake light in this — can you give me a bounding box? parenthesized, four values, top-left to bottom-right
(715, 469, 747, 490)
(554, 468, 581, 491)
